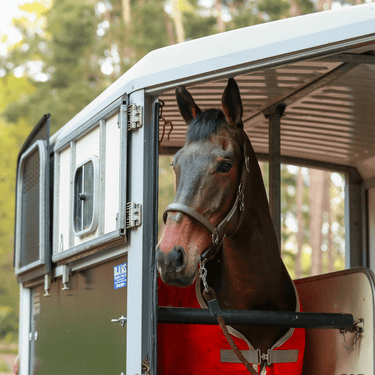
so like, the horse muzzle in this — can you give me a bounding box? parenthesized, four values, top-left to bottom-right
(156, 245, 198, 287)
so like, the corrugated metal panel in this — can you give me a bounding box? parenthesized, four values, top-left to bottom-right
(159, 51, 375, 169)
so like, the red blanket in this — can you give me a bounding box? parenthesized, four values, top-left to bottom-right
(158, 279, 305, 375)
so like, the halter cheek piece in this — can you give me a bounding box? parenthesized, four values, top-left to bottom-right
(162, 135, 251, 263)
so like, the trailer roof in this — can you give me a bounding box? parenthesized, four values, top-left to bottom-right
(55, 3, 375, 178)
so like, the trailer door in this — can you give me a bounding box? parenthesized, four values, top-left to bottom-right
(17, 90, 158, 375)
(28, 256, 128, 375)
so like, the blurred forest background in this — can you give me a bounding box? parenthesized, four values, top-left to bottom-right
(0, 0, 370, 364)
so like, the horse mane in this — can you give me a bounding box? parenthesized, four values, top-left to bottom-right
(186, 109, 226, 141)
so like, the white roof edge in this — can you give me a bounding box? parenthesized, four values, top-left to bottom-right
(54, 3, 375, 143)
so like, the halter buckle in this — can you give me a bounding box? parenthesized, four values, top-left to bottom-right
(199, 261, 209, 292)
(212, 233, 219, 246)
(245, 156, 250, 173)
(238, 182, 245, 212)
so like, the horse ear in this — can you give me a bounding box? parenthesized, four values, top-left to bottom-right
(176, 86, 202, 125)
(222, 78, 243, 128)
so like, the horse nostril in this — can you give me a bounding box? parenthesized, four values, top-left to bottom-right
(156, 247, 163, 264)
(169, 246, 185, 270)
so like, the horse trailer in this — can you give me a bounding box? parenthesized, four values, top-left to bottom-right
(14, 3, 375, 374)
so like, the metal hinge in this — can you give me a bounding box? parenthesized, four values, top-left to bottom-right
(127, 103, 142, 130)
(126, 202, 142, 228)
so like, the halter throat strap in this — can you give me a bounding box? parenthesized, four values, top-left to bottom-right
(162, 135, 250, 262)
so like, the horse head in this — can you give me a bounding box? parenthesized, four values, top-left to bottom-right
(156, 78, 251, 287)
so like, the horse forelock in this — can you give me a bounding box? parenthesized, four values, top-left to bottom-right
(186, 109, 226, 141)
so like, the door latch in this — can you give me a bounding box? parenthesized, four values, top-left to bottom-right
(111, 315, 127, 327)
(126, 202, 142, 228)
(127, 103, 142, 130)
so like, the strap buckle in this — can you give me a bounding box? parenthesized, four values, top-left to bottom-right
(256, 349, 299, 366)
(212, 232, 219, 246)
(257, 349, 271, 366)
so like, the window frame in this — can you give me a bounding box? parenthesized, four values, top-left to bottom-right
(72, 156, 100, 238)
(15, 140, 48, 275)
(52, 96, 129, 265)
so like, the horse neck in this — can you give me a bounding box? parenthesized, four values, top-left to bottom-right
(214, 151, 286, 311)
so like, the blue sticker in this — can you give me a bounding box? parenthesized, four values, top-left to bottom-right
(114, 263, 127, 290)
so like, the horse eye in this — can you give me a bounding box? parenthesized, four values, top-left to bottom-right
(217, 161, 233, 173)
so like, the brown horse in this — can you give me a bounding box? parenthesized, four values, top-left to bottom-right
(156, 79, 304, 374)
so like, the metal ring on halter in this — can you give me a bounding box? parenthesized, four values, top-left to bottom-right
(199, 261, 209, 292)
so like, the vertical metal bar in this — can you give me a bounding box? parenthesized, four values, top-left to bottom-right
(81, 165, 85, 232)
(142, 95, 159, 375)
(69, 141, 76, 248)
(345, 170, 365, 268)
(126, 90, 144, 375)
(118, 99, 128, 235)
(265, 104, 285, 249)
(19, 285, 31, 375)
(44, 116, 51, 272)
(98, 119, 106, 236)
(53, 151, 60, 254)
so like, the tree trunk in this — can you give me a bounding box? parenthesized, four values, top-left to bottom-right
(323, 172, 334, 272)
(171, 0, 185, 43)
(295, 167, 304, 278)
(214, 0, 225, 33)
(289, 0, 302, 17)
(122, 0, 131, 25)
(163, 10, 176, 45)
(310, 169, 325, 276)
(120, 0, 133, 72)
(317, 0, 332, 11)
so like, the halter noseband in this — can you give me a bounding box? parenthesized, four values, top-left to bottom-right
(162, 135, 251, 263)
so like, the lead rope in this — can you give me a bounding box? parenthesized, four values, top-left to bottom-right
(199, 262, 259, 375)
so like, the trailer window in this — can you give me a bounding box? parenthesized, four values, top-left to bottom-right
(15, 140, 48, 274)
(73, 158, 99, 237)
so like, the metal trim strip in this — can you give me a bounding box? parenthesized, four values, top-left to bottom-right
(54, 96, 124, 152)
(69, 140, 76, 248)
(118, 101, 128, 233)
(98, 119, 106, 236)
(52, 229, 124, 264)
(53, 151, 60, 255)
(145, 35, 375, 96)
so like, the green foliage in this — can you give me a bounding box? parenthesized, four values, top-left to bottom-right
(229, 5, 262, 29)
(278, 166, 345, 278)
(183, 11, 216, 40)
(131, 1, 170, 56)
(0, 360, 11, 372)
(0, 306, 18, 339)
(298, 0, 315, 14)
(158, 156, 175, 239)
(0, 75, 37, 339)
(258, 0, 291, 21)
(0, 77, 34, 337)
(3, 0, 106, 133)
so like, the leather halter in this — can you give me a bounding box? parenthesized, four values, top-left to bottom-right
(163, 134, 251, 263)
